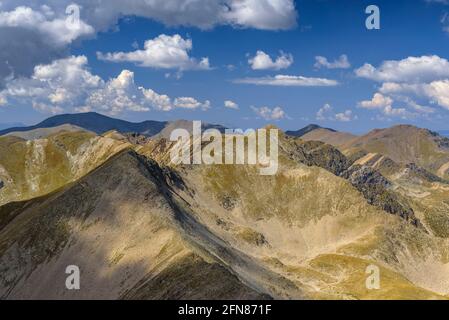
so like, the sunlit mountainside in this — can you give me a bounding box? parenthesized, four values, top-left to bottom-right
(0, 113, 448, 299)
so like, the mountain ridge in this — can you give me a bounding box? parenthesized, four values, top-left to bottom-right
(0, 112, 168, 137)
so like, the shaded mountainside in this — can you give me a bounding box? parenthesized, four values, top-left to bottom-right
(285, 124, 335, 137)
(0, 150, 284, 299)
(0, 127, 448, 299)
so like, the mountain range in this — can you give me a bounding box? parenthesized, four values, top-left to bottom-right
(0, 112, 226, 139)
(0, 114, 448, 299)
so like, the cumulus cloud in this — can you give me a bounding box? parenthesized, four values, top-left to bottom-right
(97, 34, 210, 71)
(0, 94, 7, 106)
(251, 106, 286, 120)
(222, 0, 297, 30)
(0, 0, 297, 85)
(248, 50, 293, 70)
(379, 81, 449, 110)
(140, 88, 173, 111)
(355, 55, 449, 83)
(224, 100, 239, 109)
(85, 70, 151, 115)
(316, 104, 357, 122)
(0, 3, 95, 85)
(359, 93, 393, 110)
(425, 79, 449, 109)
(335, 110, 356, 122)
(0, 6, 94, 46)
(174, 97, 211, 110)
(234, 75, 339, 86)
(0, 55, 211, 115)
(314, 55, 350, 69)
(358, 93, 408, 118)
(355, 55, 449, 119)
(0, 0, 298, 31)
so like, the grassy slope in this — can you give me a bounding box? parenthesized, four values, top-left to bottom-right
(0, 131, 130, 205)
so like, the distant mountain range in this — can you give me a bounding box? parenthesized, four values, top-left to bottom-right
(1, 113, 448, 141)
(0, 112, 167, 137)
(285, 124, 336, 137)
(439, 130, 449, 137)
(0, 122, 25, 131)
(0, 112, 226, 138)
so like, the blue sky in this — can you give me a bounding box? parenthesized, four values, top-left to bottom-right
(1, 0, 449, 133)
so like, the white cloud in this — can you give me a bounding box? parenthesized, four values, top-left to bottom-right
(234, 74, 339, 86)
(314, 54, 350, 69)
(248, 50, 293, 70)
(316, 103, 332, 121)
(355, 55, 449, 83)
(0, 0, 297, 85)
(222, 0, 297, 30)
(140, 88, 173, 111)
(335, 110, 356, 122)
(425, 79, 449, 109)
(316, 103, 357, 122)
(224, 100, 239, 109)
(0, 55, 102, 110)
(251, 106, 286, 120)
(0, 0, 298, 31)
(356, 55, 449, 119)
(85, 70, 150, 115)
(0, 94, 6, 106)
(97, 34, 210, 71)
(358, 93, 409, 118)
(174, 97, 211, 110)
(379, 80, 449, 111)
(359, 93, 393, 109)
(0, 6, 94, 46)
(32, 101, 63, 115)
(0, 4, 96, 85)
(0, 55, 211, 115)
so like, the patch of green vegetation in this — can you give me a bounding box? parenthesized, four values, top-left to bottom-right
(237, 227, 268, 246)
(49, 131, 95, 155)
(424, 210, 449, 238)
(308, 254, 446, 300)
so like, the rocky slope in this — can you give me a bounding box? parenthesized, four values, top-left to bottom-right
(0, 127, 448, 299)
(342, 125, 449, 179)
(0, 130, 130, 205)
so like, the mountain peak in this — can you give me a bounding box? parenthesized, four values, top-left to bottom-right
(285, 124, 336, 138)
